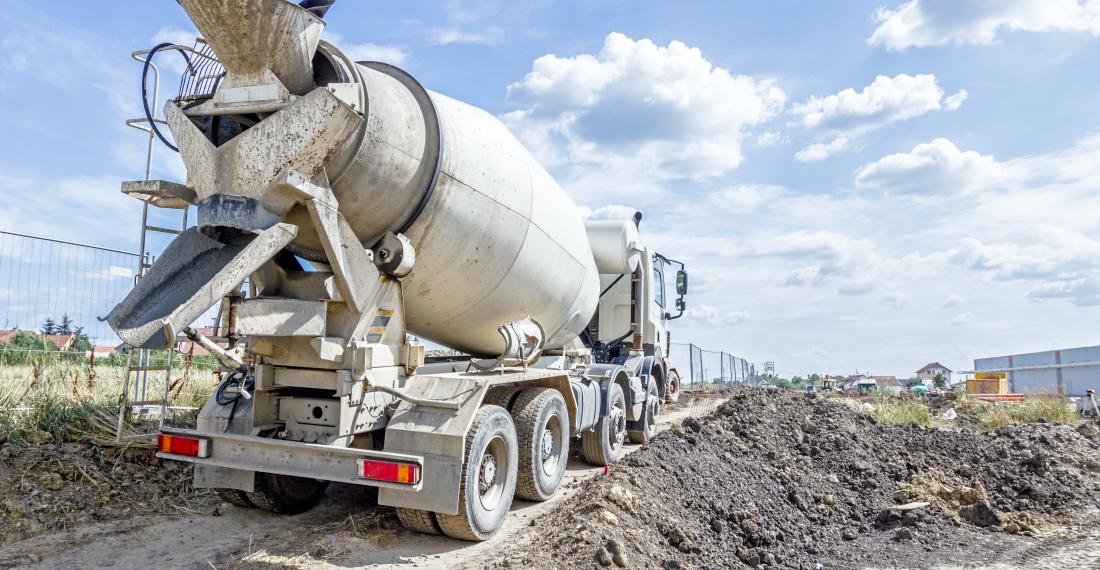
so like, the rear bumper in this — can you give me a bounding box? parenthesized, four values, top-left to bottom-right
(157, 428, 424, 492)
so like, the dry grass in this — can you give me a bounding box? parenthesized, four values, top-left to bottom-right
(970, 395, 1080, 429)
(871, 398, 931, 426)
(0, 354, 217, 443)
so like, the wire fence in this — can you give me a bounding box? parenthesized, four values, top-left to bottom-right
(0, 231, 759, 425)
(0, 230, 141, 346)
(670, 342, 758, 390)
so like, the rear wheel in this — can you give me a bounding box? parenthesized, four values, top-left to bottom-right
(215, 488, 254, 508)
(435, 405, 518, 541)
(245, 472, 329, 515)
(628, 380, 661, 443)
(513, 388, 569, 501)
(582, 383, 626, 466)
(396, 507, 442, 535)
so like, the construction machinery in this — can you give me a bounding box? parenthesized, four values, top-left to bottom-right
(107, 0, 689, 540)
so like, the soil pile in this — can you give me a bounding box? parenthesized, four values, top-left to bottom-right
(490, 389, 1100, 569)
(0, 431, 216, 554)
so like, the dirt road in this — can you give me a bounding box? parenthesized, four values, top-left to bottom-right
(2, 392, 726, 569)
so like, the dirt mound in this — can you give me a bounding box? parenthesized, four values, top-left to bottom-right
(489, 389, 1100, 569)
(0, 432, 216, 558)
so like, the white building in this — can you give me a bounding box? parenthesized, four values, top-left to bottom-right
(915, 362, 952, 384)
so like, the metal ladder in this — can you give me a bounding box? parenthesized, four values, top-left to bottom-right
(114, 48, 192, 441)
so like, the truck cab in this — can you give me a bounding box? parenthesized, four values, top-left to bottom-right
(585, 213, 688, 406)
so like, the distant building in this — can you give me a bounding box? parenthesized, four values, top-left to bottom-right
(969, 345, 1100, 397)
(916, 362, 952, 383)
(0, 329, 75, 350)
(872, 375, 903, 395)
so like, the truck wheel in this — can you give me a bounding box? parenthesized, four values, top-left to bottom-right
(513, 388, 569, 501)
(581, 383, 626, 466)
(396, 508, 442, 535)
(628, 381, 660, 444)
(435, 405, 518, 541)
(483, 387, 523, 410)
(665, 370, 681, 403)
(215, 488, 254, 508)
(245, 472, 329, 515)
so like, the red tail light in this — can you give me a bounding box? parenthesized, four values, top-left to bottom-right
(158, 433, 210, 458)
(358, 459, 421, 485)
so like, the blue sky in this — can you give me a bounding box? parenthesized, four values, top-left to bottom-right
(1, 0, 1099, 377)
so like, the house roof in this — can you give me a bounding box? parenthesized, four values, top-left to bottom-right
(916, 362, 952, 374)
(872, 375, 901, 387)
(0, 330, 75, 349)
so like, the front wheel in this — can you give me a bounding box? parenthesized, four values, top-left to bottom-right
(435, 405, 518, 541)
(581, 383, 626, 466)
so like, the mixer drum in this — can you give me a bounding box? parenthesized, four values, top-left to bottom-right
(304, 59, 600, 355)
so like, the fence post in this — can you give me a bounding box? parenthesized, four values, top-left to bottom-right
(688, 344, 695, 387)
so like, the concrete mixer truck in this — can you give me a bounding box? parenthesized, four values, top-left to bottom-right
(109, 0, 690, 540)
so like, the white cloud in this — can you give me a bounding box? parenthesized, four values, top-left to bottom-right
(854, 138, 1003, 195)
(951, 312, 976, 324)
(429, 27, 502, 46)
(706, 184, 786, 211)
(941, 294, 967, 308)
(1027, 277, 1100, 306)
(584, 204, 638, 221)
(795, 137, 851, 162)
(869, 0, 1100, 51)
(686, 305, 750, 326)
(324, 32, 408, 65)
(881, 291, 910, 307)
(792, 74, 967, 161)
(504, 32, 786, 192)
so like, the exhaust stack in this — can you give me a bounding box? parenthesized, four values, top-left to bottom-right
(177, 0, 325, 98)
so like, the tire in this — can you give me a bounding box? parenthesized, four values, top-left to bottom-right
(435, 405, 518, 541)
(628, 380, 661, 444)
(582, 383, 626, 466)
(245, 472, 329, 515)
(512, 388, 569, 501)
(216, 488, 254, 508)
(396, 507, 442, 535)
(483, 387, 523, 410)
(665, 369, 682, 404)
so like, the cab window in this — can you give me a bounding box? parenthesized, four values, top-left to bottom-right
(653, 264, 665, 308)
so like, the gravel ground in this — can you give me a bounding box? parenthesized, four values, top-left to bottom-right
(485, 388, 1100, 569)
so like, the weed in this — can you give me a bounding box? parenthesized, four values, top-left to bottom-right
(872, 398, 931, 426)
(973, 395, 1079, 429)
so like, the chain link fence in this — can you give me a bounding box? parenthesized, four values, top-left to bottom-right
(669, 342, 758, 391)
(0, 231, 221, 432)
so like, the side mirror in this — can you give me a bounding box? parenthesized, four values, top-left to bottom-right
(676, 298, 686, 312)
(676, 270, 688, 295)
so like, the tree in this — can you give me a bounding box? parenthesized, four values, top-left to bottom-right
(40, 318, 57, 336)
(808, 373, 822, 385)
(70, 325, 92, 353)
(58, 315, 74, 335)
(8, 331, 55, 351)
(933, 372, 947, 389)
(906, 377, 923, 387)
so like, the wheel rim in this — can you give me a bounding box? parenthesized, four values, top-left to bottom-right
(647, 396, 660, 432)
(477, 435, 508, 511)
(539, 413, 564, 477)
(608, 398, 626, 448)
